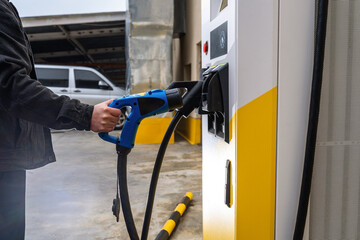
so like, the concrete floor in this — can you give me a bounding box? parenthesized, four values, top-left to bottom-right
(25, 131, 202, 240)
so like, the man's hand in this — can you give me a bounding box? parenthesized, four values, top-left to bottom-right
(90, 99, 121, 132)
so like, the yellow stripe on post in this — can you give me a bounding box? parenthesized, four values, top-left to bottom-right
(185, 192, 193, 200)
(174, 203, 186, 216)
(162, 219, 176, 235)
(236, 87, 277, 240)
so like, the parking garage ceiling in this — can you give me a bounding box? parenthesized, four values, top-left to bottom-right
(22, 12, 126, 87)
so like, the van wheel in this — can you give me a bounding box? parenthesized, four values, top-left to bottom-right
(115, 108, 128, 130)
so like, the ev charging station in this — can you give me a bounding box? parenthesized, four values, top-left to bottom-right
(201, 0, 316, 239)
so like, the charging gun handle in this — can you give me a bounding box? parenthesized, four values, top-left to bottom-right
(98, 99, 132, 145)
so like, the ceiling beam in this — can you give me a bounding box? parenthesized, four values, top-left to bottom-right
(91, 58, 125, 64)
(33, 47, 125, 58)
(27, 27, 125, 41)
(21, 12, 125, 28)
(35, 62, 126, 68)
(102, 67, 126, 70)
(58, 25, 95, 64)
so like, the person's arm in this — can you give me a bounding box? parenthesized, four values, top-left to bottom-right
(0, 1, 120, 132)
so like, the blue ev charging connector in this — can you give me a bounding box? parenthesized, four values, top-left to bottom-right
(98, 88, 182, 149)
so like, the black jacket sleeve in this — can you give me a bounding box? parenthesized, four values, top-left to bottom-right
(0, 0, 93, 130)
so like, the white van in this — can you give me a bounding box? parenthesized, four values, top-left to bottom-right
(35, 64, 127, 128)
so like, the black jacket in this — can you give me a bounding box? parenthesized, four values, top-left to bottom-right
(0, 0, 94, 171)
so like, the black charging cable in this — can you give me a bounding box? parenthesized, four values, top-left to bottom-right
(293, 0, 329, 239)
(141, 111, 183, 240)
(141, 81, 204, 240)
(115, 81, 204, 240)
(116, 113, 183, 240)
(116, 146, 140, 240)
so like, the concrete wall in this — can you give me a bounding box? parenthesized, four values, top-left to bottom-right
(181, 0, 202, 81)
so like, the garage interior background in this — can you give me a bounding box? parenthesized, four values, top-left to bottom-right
(22, 12, 126, 87)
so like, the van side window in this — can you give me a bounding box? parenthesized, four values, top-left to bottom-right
(35, 68, 69, 87)
(75, 70, 108, 89)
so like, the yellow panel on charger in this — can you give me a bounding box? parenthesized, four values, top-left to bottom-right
(236, 87, 277, 240)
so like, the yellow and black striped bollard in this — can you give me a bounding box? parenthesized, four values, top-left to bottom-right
(155, 192, 193, 240)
